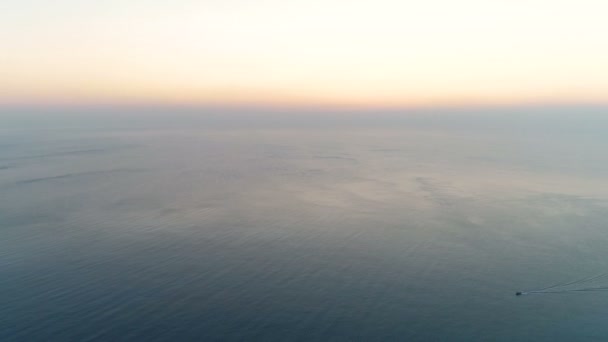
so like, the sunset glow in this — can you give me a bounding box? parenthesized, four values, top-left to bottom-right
(2, 0, 607, 108)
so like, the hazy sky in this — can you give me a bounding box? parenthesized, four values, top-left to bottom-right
(1, 0, 607, 108)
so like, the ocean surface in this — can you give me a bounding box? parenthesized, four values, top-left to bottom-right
(2, 111, 608, 341)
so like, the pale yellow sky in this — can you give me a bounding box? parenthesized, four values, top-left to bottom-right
(1, 0, 607, 108)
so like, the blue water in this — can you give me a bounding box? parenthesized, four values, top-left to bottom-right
(2, 112, 608, 341)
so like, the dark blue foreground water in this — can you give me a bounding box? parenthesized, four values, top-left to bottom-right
(2, 113, 608, 341)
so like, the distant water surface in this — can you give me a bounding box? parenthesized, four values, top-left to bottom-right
(1, 113, 608, 341)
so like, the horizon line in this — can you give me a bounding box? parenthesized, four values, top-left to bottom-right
(1, 99, 608, 115)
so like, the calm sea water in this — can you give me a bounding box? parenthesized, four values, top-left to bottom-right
(2, 112, 608, 341)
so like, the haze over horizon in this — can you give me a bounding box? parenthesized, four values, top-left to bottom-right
(2, 0, 608, 109)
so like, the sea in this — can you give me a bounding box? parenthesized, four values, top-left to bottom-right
(1, 108, 608, 341)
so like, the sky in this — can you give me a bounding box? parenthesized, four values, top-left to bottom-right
(1, 0, 607, 109)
